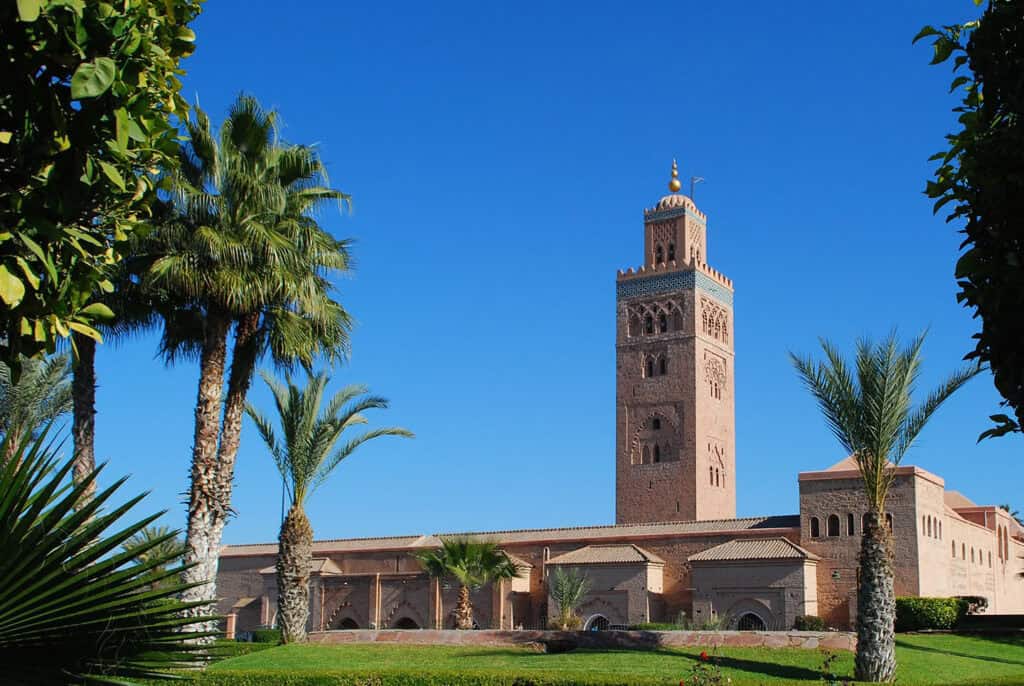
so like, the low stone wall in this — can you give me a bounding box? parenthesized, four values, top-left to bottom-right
(308, 629, 856, 652)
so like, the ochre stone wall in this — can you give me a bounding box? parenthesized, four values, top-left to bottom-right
(690, 559, 816, 630)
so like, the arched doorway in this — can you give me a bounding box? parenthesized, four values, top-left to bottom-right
(584, 614, 610, 632)
(337, 617, 358, 630)
(736, 612, 766, 631)
(393, 617, 419, 629)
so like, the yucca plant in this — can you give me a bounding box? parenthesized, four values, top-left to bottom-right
(0, 431, 215, 684)
(548, 567, 590, 630)
(791, 332, 980, 682)
(416, 537, 521, 630)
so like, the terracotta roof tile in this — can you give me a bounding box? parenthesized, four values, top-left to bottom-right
(547, 544, 664, 565)
(688, 537, 818, 562)
(220, 516, 801, 557)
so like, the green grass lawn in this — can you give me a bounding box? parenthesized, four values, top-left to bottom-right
(195, 633, 1024, 685)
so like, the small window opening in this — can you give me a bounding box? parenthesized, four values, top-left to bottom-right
(659, 357, 667, 375)
(645, 357, 654, 378)
(644, 315, 653, 334)
(652, 418, 661, 430)
(653, 445, 661, 462)
(827, 514, 840, 537)
(658, 313, 668, 333)
(885, 513, 893, 532)
(847, 513, 855, 536)
(810, 517, 820, 538)
(667, 243, 675, 261)
(655, 245, 664, 263)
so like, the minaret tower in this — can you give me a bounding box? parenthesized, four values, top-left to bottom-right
(615, 161, 736, 523)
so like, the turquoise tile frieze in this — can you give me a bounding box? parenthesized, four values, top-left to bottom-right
(616, 269, 732, 306)
(643, 207, 705, 224)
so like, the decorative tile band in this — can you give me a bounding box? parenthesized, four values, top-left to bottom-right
(617, 270, 733, 306)
(644, 207, 705, 224)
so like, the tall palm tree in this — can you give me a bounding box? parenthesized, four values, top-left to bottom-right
(246, 370, 412, 643)
(0, 354, 72, 463)
(141, 95, 352, 631)
(791, 332, 980, 682)
(415, 537, 521, 630)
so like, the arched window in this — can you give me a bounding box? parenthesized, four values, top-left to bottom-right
(652, 417, 661, 430)
(962, 543, 966, 560)
(659, 356, 668, 375)
(952, 541, 956, 558)
(847, 513, 855, 536)
(641, 445, 650, 465)
(715, 468, 720, 487)
(938, 521, 942, 540)
(927, 516, 932, 538)
(863, 513, 870, 533)
(810, 517, 820, 538)
(659, 313, 668, 333)
(653, 444, 661, 463)
(885, 513, 893, 532)
(971, 547, 975, 563)
(922, 515, 927, 535)
(655, 245, 664, 263)
(644, 315, 654, 334)
(989, 551, 992, 567)
(709, 465, 714, 485)
(827, 514, 840, 537)
(645, 357, 654, 378)
(667, 243, 676, 261)
(1005, 526, 1010, 561)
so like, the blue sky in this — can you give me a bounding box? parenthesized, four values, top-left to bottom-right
(90, 1, 1020, 545)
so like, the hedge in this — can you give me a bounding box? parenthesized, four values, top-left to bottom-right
(895, 597, 968, 632)
(628, 622, 680, 631)
(792, 615, 827, 631)
(156, 670, 668, 686)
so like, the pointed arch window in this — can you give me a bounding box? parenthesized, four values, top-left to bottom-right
(709, 466, 714, 485)
(847, 513, 855, 536)
(658, 313, 668, 333)
(645, 357, 654, 378)
(667, 243, 675, 261)
(659, 356, 668, 375)
(644, 315, 654, 334)
(827, 514, 840, 537)
(810, 517, 820, 538)
(655, 244, 664, 264)
(653, 444, 661, 463)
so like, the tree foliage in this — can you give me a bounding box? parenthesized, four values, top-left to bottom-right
(916, 0, 1024, 439)
(0, 0, 202, 363)
(0, 432, 213, 684)
(0, 353, 72, 452)
(548, 567, 590, 631)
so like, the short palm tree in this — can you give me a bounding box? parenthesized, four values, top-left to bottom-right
(548, 567, 590, 630)
(122, 524, 185, 588)
(0, 431, 213, 683)
(791, 332, 980, 682)
(416, 537, 521, 630)
(0, 354, 72, 463)
(246, 370, 412, 643)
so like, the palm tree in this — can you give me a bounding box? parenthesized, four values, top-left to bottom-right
(0, 431, 213, 683)
(0, 354, 72, 464)
(548, 567, 590, 630)
(415, 537, 521, 630)
(245, 370, 412, 643)
(141, 95, 352, 631)
(791, 332, 980, 682)
(122, 524, 185, 588)
(998, 504, 1023, 526)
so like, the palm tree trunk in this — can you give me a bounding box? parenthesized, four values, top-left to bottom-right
(211, 312, 260, 532)
(278, 503, 313, 643)
(71, 333, 97, 506)
(856, 511, 897, 682)
(180, 313, 231, 635)
(455, 585, 474, 630)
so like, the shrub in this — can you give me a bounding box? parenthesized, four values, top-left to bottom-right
(793, 615, 827, 631)
(629, 622, 681, 631)
(250, 628, 283, 644)
(895, 597, 968, 632)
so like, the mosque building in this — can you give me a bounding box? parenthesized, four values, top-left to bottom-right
(217, 164, 1024, 633)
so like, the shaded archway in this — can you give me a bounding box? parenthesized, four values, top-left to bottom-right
(736, 612, 766, 631)
(584, 614, 610, 632)
(337, 617, 358, 630)
(393, 617, 419, 629)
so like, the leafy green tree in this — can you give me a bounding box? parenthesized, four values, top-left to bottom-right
(548, 567, 590, 630)
(916, 0, 1024, 440)
(416, 537, 521, 630)
(246, 370, 412, 643)
(0, 431, 213, 683)
(0, 353, 71, 462)
(0, 0, 202, 362)
(138, 96, 352, 634)
(122, 524, 185, 588)
(791, 332, 980, 682)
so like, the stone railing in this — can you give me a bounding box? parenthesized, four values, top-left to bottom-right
(308, 629, 855, 652)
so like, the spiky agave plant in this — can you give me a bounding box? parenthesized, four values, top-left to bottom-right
(0, 431, 215, 684)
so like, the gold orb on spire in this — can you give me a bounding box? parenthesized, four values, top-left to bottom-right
(668, 159, 682, 193)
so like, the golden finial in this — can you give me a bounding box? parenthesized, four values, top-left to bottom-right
(668, 159, 682, 193)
